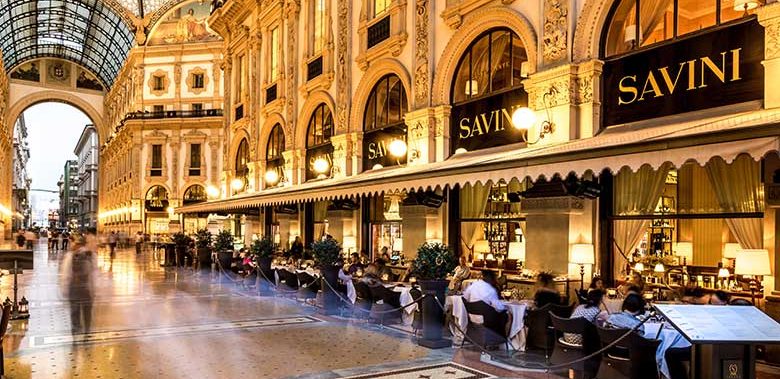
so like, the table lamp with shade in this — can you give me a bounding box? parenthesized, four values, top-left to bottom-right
(474, 239, 490, 260)
(570, 244, 595, 290)
(723, 242, 741, 268)
(734, 248, 772, 304)
(508, 241, 526, 270)
(674, 242, 693, 266)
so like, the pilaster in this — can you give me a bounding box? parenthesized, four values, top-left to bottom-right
(282, 149, 304, 186)
(330, 133, 358, 178)
(758, 3, 780, 109)
(404, 106, 449, 165)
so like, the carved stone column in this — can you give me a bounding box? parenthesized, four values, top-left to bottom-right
(246, 161, 260, 193)
(541, 0, 570, 69)
(404, 106, 450, 165)
(758, 3, 780, 109)
(573, 60, 602, 138)
(208, 138, 221, 191)
(335, 0, 351, 134)
(211, 59, 222, 108)
(285, 0, 300, 149)
(282, 149, 304, 186)
(173, 63, 182, 105)
(169, 139, 181, 196)
(522, 64, 578, 144)
(330, 133, 356, 178)
(248, 31, 262, 149)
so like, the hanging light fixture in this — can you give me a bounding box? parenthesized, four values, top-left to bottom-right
(634, 262, 645, 272)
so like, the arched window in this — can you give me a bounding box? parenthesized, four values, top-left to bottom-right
(265, 124, 286, 187)
(306, 104, 334, 180)
(145, 185, 169, 211)
(602, 0, 750, 57)
(307, 104, 333, 148)
(364, 75, 408, 131)
(183, 185, 207, 205)
(267, 124, 285, 161)
(363, 74, 408, 170)
(451, 28, 527, 105)
(234, 138, 249, 190)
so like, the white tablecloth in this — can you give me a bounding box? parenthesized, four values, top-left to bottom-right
(390, 285, 416, 325)
(447, 295, 529, 350)
(643, 322, 691, 379)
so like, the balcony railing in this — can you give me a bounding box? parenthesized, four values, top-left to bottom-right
(307, 56, 323, 81)
(125, 109, 223, 120)
(266, 84, 278, 104)
(235, 104, 244, 121)
(367, 16, 391, 48)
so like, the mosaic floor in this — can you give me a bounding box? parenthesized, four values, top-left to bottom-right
(0, 240, 522, 379)
(2, 240, 778, 379)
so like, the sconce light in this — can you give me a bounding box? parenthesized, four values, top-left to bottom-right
(734, 0, 759, 16)
(511, 87, 557, 145)
(313, 157, 331, 178)
(264, 169, 279, 185)
(230, 177, 245, 192)
(465, 80, 479, 96)
(388, 139, 407, 158)
(206, 185, 220, 199)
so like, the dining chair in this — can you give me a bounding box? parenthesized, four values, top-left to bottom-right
(462, 300, 510, 350)
(549, 313, 599, 379)
(628, 333, 661, 379)
(595, 326, 632, 379)
(296, 272, 319, 300)
(368, 285, 401, 325)
(353, 281, 373, 319)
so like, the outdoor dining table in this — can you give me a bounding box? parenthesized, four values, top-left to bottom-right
(389, 284, 416, 325)
(447, 295, 530, 350)
(643, 321, 691, 379)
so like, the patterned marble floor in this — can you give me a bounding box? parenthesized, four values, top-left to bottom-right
(0, 240, 526, 379)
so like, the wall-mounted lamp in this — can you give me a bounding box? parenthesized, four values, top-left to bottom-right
(388, 139, 407, 159)
(313, 157, 331, 179)
(206, 185, 220, 199)
(511, 87, 557, 145)
(734, 0, 759, 16)
(230, 177, 245, 192)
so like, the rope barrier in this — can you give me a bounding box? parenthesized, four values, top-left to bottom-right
(429, 295, 658, 373)
(318, 273, 428, 315)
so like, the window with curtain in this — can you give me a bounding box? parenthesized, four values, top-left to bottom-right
(307, 104, 333, 148)
(312, 0, 326, 55)
(451, 28, 527, 105)
(364, 74, 407, 131)
(270, 26, 280, 82)
(235, 138, 249, 181)
(602, 0, 755, 57)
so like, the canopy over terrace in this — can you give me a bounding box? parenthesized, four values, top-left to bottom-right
(176, 108, 780, 214)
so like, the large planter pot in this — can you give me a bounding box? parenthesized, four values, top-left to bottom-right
(418, 279, 450, 349)
(319, 265, 341, 315)
(197, 247, 212, 271)
(256, 257, 274, 295)
(175, 246, 187, 267)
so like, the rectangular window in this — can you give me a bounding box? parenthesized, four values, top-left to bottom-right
(153, 105, 164, 114)
(374, 0, 390, 17)
(313, 0, 326, 54)
(153, 75, 164, 91)
(270, 26, 280, 82)
(367, 15, 390, 48)
(191, 103, 203, 113)
(189, 143, 201, 176)
(151, 144, 162, 177)
(193, 73, 205, 89)
(235, 55, 245, 103)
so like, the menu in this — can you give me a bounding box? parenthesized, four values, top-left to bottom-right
(653, 304, 780, 344)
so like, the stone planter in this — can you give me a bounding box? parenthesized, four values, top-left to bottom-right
(319, 265, 341, 315)
(256, 257, 274, 295)
(197, 247, 212, 271)
(418, 279, 450, 348)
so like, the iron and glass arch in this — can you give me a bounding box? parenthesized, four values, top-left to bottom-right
(265, 124, 285, 187)
(601, 0, 752, 58)
(363, 74, 408, 170)
(306, 103, 334, 180)
(0, 0, 135, 87)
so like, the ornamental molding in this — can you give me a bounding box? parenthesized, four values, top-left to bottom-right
(414, 0, 431, 108)
(336, 0, 352, 135)
(348, 58, 413, 133)
(185, 67, 209, 95)
(522, 196, 584, 214)
(148, 69, 170, 97)
(440, 0, 516, 30)
(542, 0, 568, 65)
(285, 4, 299, 149)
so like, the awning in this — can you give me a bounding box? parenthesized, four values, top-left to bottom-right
(177, 108, 780, 214)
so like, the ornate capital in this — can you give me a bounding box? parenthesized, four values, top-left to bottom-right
(542, 0, 569, 66)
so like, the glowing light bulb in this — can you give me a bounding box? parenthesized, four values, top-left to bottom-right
(313, 157, 330, 174)
(387, 139, 407, 158)
(511, 107, 536, 131)
(264, 169, 279, 185)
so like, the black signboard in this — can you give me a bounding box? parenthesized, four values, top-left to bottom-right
(603, 19, 764, 126)
(145, 199, 169, 212)
(305, 143, 334, 181)
(362, 124, 407, 170)
(450, 88, 528, 154)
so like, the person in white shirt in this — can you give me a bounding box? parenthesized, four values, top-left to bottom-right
(462, 270, 506, 312)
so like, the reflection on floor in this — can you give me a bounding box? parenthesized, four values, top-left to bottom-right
(0, 240, 517, 379)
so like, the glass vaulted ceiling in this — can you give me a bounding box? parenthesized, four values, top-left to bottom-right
(0, 0, 136, 87)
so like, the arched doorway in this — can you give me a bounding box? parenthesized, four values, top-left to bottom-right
(145, 185, 170, 234)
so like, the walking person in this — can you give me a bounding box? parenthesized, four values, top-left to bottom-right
(60, 232, 97, 335)
(62, 231, 70, 251)
(15, 230, 26, 249)
(108, 231, 118, 260)
(57, 231, 64, 252)
(135, 231, 143, 255)
(51, 231, 60, 251)
(24, 229, 36, 250)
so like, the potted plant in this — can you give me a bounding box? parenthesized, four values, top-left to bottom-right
(214, 230, 235, 274)
(251, 236, 276, 294)
(311, 238, 342, 314)
(194, 228, 213, 271)
(171, 232, 192, 268)
(411, 242, 457, 348)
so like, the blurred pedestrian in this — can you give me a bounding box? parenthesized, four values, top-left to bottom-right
(60, 232, 97, 334)
(135, 231, 143, 255)
(24, 229, 35, 250)
(108, 231, 118, 259)
(15, 230, 25, 249)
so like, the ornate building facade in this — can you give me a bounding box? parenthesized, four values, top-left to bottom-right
(74, 125, 99, 228)
(98, 0, 226, 235)
(11, 114, 31, 230)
